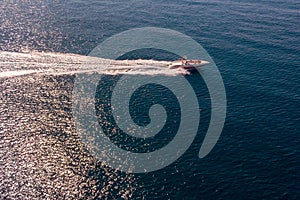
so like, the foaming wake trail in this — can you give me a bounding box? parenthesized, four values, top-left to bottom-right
(0, 51, 188, 78)
(0, 70, 40, 78)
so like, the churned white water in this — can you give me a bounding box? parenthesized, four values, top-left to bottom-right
(0, 51, 188, 78)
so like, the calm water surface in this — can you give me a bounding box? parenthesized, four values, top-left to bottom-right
(0, 0, 299, 199)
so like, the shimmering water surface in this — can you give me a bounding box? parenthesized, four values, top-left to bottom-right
(0, 0, 299, 199)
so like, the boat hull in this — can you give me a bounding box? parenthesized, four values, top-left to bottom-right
(169, 59, 209, 72)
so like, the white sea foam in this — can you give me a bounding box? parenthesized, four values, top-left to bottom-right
(0, 51, 188, 78)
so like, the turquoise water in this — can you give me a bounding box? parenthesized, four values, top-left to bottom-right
(0, 0, 299, 199)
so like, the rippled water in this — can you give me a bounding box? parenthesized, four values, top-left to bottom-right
(0, 0, 299, 199)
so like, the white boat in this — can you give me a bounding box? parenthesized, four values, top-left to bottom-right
(169, 58, 209, 71)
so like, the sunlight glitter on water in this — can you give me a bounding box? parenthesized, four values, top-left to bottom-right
(0, 71, 139, 199)
(0, 50, 189, 199)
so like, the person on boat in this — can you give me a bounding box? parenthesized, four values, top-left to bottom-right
(180, 57, 187, 65)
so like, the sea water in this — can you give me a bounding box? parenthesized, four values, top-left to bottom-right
(0, 0, 299, 199)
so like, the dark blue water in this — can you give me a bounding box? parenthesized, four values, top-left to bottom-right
(0, 0, 299, 199)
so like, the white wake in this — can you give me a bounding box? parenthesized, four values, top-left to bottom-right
(0, 51, 188, 78)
